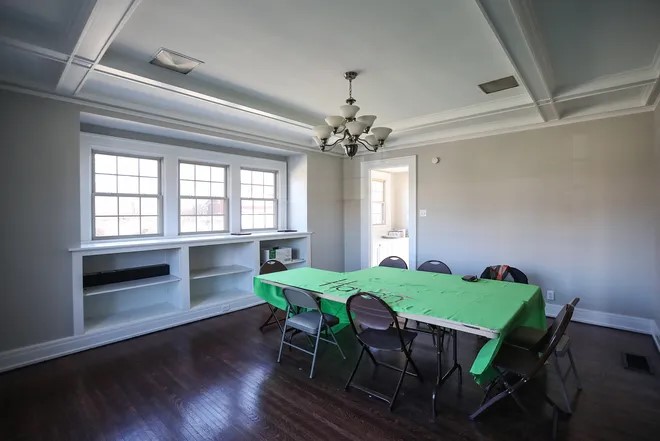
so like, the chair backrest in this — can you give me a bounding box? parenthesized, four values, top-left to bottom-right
(346, 292, 407, 350)
(525, 303, 575, 380)
(480, 265, 528, 284)
(282, 287, 320, 311)
(569, 297, 580, 307)
(379, 256, 408, 269)
(417, 260, 452, 274)
(259, 259, 287, 275)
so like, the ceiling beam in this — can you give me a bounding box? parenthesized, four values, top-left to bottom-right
(56, 0, 142, 95)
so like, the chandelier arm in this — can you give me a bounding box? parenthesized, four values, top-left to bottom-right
(356, 139, 377, 152)
(323, 132, 347, 151)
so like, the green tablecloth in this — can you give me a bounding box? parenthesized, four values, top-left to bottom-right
(254, 266, 546, 384)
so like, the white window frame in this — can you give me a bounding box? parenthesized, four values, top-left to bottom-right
(178, 160, 229, 235)
(80, 133, 287, 242)
(240, 167, 279, 232)
(91, 150, 164, 239)
(371, 178, 386, 226)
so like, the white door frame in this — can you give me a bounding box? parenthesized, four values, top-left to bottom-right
(360, 155, 417, 269)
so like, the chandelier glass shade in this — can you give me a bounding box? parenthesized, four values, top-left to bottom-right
(312, 72, 392, 158)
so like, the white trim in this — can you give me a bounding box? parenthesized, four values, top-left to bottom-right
(0, 297, 265, 373)
(360, 156, 417, 270)
(545, 303, 656, 337)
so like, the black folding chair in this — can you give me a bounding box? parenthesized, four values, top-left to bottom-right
(470, 303, 576, 439)
(480, 265, 528, 284)
(378, 256, 408, 269)
(258, 259, 288, 333)
(277, 287, 345, 379)
(344, 292, 423, 410)
(504, 298, 583, 413)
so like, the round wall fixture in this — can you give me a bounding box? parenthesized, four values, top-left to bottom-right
(431, 157, 440, 164)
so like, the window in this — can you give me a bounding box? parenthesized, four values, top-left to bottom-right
(179, 162, 227, 233)
(240, 169, 277, 230)
(371, 179, 385, 225)
(92, 152, 161, 238)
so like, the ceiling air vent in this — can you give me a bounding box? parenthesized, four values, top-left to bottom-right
(150, 48, 203, 74)
(478, 75, 519, 94)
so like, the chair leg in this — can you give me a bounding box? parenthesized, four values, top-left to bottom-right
(553, 355, 572, 414)
(345, 346, 366, 390)
(470, 387, 512, 420)
(327, 325, 346, 360)
(276, 315, 289, 363)
(364, 346, 379, 366)
(389, 358, 409, 411)
(259, 304, 284, 333)
(566, 347, 583, 390)
(405, 341, 424, 382)
(309, 325, 323, 379)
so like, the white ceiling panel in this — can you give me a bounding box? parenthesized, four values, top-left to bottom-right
(0, 43, 65, 90)
(106, 0, 526, 125)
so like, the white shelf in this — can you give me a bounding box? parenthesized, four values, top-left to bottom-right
(190, 265, 252, 280)
(286, 259, 306, 265)
(190, 289, 254, 310)
(83, 275, 181, 296)
(85, 302, 179, 332)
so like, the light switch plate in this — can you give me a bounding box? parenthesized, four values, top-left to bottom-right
(546, 290, 555, 301)
(419, 209, 427, 217)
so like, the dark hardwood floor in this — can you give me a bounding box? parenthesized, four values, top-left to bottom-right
(1, 305, 659, 441)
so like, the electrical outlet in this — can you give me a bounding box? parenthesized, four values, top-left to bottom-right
(546, 290, 555, 301)
(419, 209, 427, 217)
(221, 304, 231, 312)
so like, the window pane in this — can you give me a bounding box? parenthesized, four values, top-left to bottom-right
(196, 199, 212, 215)
(197, 216, 212, 232)
(252, 185, 264, 198)
(263, 186, 274, 199)
(212, 215, 225, 230)
(117, 156, 139, 176)
(180, 198, 196, 215)
(141, 197, 158, 216)
(212, 200, 225, 215)
(95, 174, 116, 193)
(181, 216, 196, 233)
(241, 199, 253, 214)
(240, 169, 251, 184)
(94, 154, 116, 174)
(195, 165, 210, 181)
(139, 159, 159, 177)
(265, 201, 274, 214)
(117, 175, 139, 194)
(119, 216, 140, 236)
(241, 184, 252, 198)
(263, 172, 274, 186)
(252, 171, 263, 185)
(95, 196, 117, 216)
(253, 215, 265, 229)
(265, 215, 274, 229)
(140, 177, 158, 195)
(196, 181, 210, 197)
(141, 216, 158, 235)
(180, 163, 195, 180)
(253, 200, 265, 215)
(211, 167, 225, 182)
(210, 182, 224, 197)
(242, 215, 253, 230)
(118, 197, 140, 215)
(180, 180, 195, 196)
(95, 217, 118, 237)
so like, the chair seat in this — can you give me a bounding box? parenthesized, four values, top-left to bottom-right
(287, 311, 339, 334)
(358, 327, 417, 351)
(505, 326, 548, 351)
(493, 343, 540, 377)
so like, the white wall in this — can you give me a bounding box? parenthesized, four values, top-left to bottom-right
(653, 103, 660, 336)
(390, 172, 409, 230)
(0, 90, 80, 351)
(344, 112, 659, 319)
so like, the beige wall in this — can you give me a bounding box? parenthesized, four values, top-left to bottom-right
(654, 104, 660, 332)
(344, 112, 659, 319)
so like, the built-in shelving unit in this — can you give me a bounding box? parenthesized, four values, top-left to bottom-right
(70, 232, 312, 350)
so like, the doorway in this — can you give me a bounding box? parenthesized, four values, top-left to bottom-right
(360, 156, 416, 269)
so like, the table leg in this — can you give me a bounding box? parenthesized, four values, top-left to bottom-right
(432, 328, 463, 418)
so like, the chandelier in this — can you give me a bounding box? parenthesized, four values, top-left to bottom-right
(312, 72, 392, 158)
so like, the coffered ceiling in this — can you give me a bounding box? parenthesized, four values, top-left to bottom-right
(0, 0, 658, 155)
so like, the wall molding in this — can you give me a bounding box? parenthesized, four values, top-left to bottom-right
(0, 297, 264, 374)
(545, 303, 658, 342)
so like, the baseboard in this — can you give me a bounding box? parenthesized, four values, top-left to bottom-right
(0, 297, 265, 373)
(545, 303, 657, 338)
